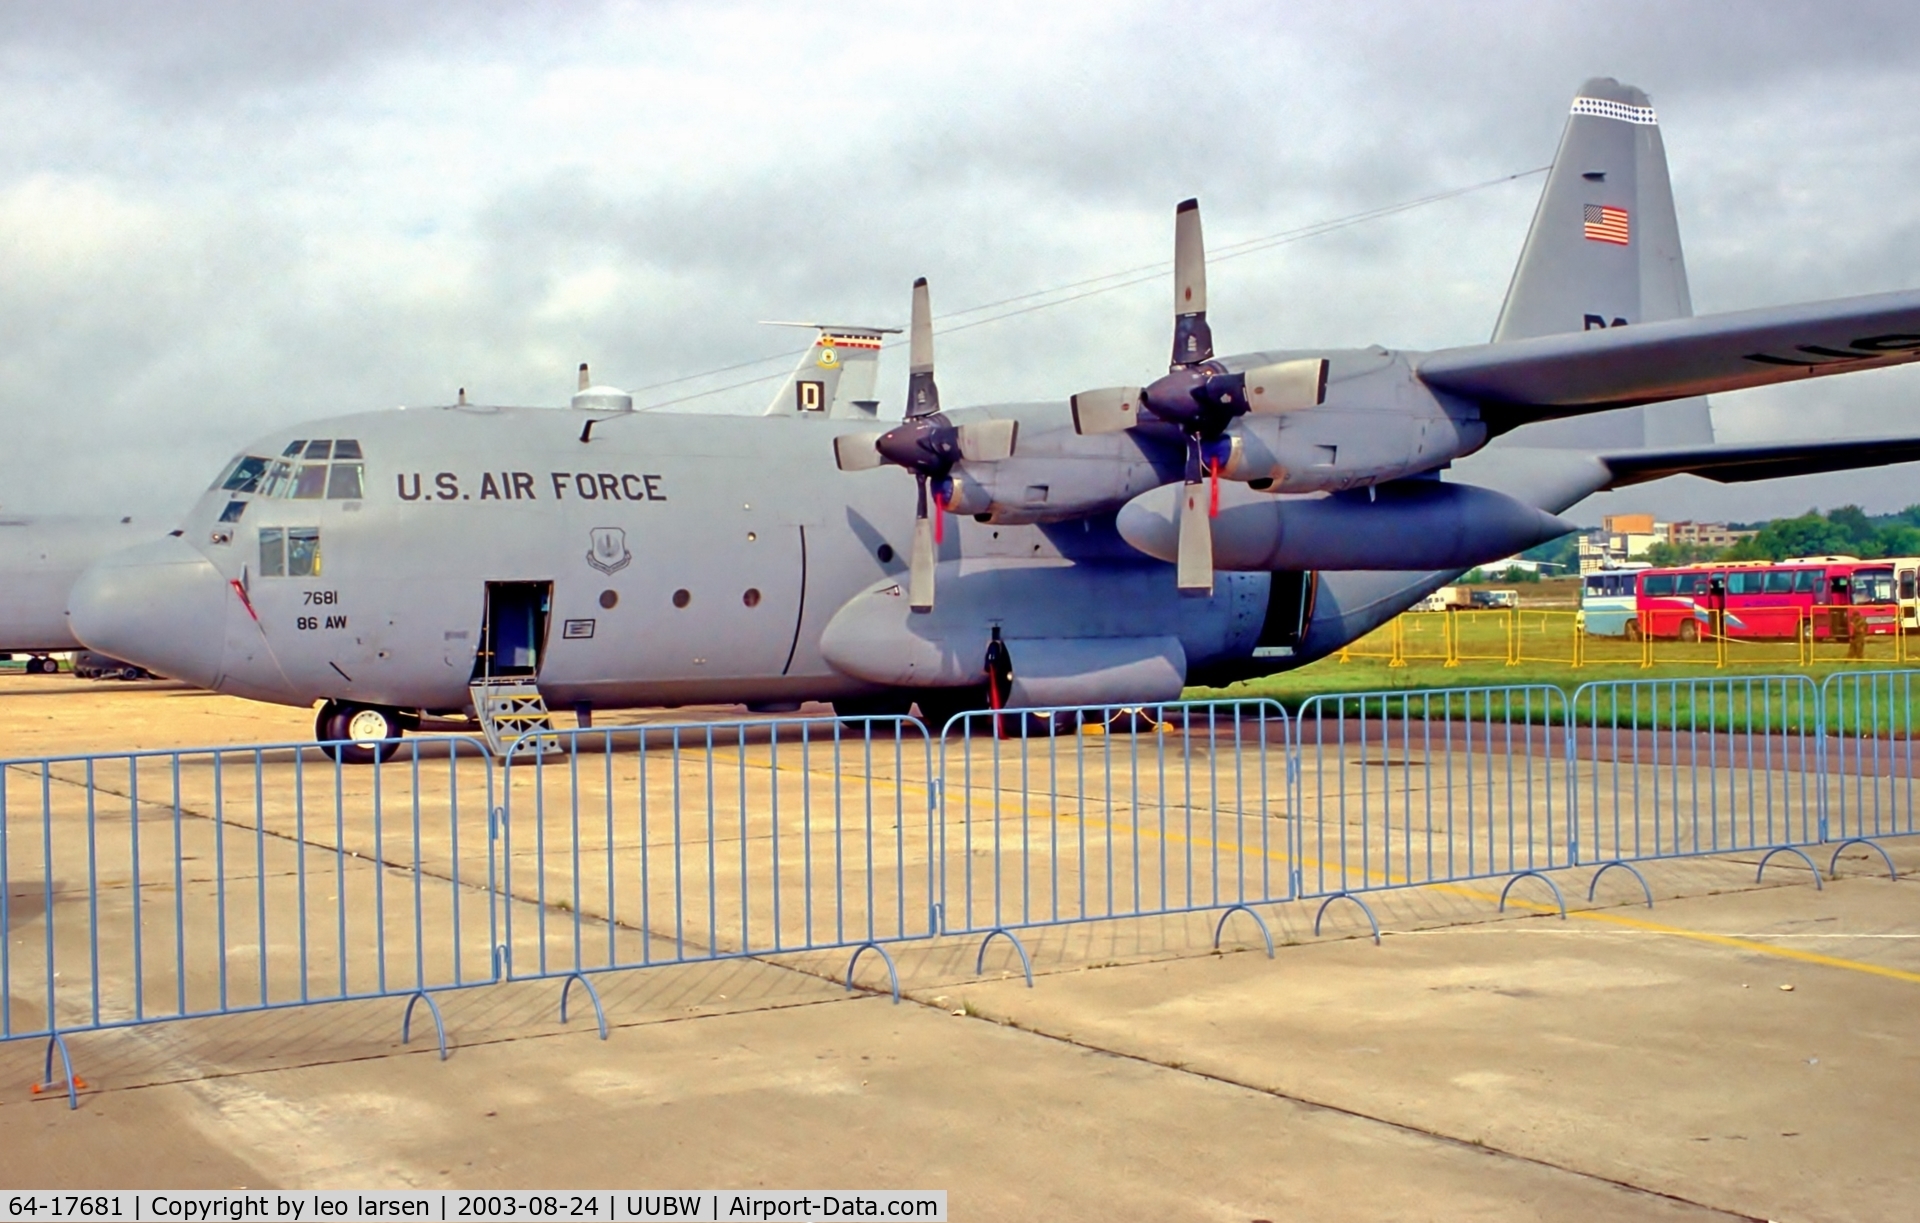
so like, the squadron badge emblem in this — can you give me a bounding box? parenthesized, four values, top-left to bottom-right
(586, 526, 632, 574)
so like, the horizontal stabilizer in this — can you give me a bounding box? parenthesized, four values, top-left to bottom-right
(1602, 434, 1920, 488)
(1420, 288, 1920, 416)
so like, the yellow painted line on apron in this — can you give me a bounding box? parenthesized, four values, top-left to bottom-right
(712, 744, 1920, 984)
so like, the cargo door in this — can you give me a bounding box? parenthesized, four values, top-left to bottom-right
(473, 581, 552, 681)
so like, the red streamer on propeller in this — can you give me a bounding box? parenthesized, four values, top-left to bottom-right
(1208, 457, 1222, 518)
(933, 487, 946, 542)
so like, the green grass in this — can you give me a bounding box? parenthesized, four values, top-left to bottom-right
(1185, 641, 1920, 735)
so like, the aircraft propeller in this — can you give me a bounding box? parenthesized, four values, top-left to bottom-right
(833, 278, 1017, 612)
(1070, 198, 1328, 594)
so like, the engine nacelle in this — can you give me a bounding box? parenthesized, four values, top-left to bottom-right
(1117, 478, 1573, 572)
(934, 405, 1180, 524)
(1218, 411, 1489, 493)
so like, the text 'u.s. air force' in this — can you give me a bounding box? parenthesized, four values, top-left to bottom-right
(394, 472, 666, 502)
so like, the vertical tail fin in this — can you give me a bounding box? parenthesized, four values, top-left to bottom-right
(761, 325, 895, 419)
(1493, 77, 1711, 446)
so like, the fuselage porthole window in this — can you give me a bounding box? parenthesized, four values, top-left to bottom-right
(260, 527, 286, 577)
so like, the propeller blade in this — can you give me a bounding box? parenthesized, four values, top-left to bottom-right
(906, 276, 940, 419)
(1242, 357, 1330, 415)
(833, 431, 887, 471)
(1171, 198, 1213, 367)
(909, 497, 937, 613)
(1175, 478, 1214, 595)
(1070, 386, 1144, 435)
(957, 418, 1018, 462)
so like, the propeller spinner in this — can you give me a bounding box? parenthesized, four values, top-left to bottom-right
(1071, 198, 1328, 594)
(833, 278, 1017, 612)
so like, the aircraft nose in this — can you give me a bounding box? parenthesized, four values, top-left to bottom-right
(68, 536, 229, 688)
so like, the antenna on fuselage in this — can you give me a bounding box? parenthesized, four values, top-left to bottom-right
(458, 387, 467, 405)
(578, 363, 590, 391)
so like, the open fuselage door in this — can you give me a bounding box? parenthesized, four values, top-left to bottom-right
(470, 580, 557, 753)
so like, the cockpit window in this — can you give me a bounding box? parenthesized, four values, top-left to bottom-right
(230, 439, 366, 501)
(259, 527, 284, 576)
(292, 463, 329, 499)
(326, 463, 364, 499)
(218, 500, 248, 523)
(287, 527, 321, 576)
(259, 526, 320, 578)
(221, 456, 270, 493)
(261, 460, 294, 498)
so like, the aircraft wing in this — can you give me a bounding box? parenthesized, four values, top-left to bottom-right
(1417, 288, 1920, 414)
(1599, 434, 1920, 488)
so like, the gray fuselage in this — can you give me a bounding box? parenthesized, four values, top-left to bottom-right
(69, 402, 1276, 714)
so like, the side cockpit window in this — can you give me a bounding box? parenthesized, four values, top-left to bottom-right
(259, 527, 285, 576)
(231, 440, 363, 500)
(258, 526, 320, 578)
(288, 527, 321, 576)
(221, 456, 271, 493)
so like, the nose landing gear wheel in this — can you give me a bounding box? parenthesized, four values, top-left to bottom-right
(316, 700, 404, 764)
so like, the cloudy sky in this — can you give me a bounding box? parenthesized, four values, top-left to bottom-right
(2, 0, 1917, 525)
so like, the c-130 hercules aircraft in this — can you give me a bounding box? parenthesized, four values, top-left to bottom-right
(69, 79, 1920, 761)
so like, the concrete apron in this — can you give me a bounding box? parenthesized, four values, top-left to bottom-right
(2, 676, 1919, 1218)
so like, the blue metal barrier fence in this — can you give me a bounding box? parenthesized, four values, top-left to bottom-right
(935, 700, 1290, 965)
(0, 736, 497, 1103)
(497, 715, 935, 1011)
(8, 677, 1920, 1106)
(1292, 686, 1569, 934)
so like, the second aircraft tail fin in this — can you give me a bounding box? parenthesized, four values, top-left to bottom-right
(761, 325, 895, 419)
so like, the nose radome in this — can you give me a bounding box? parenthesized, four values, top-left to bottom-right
(68, 536, 228, 688)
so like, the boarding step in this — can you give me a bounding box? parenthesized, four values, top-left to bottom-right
(469, 678, 561, 756)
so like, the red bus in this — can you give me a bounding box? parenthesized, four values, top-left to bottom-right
(1631, 557, 1900, 643)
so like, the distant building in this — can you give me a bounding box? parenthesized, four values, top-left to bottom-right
(1668, 520, 1758, 550)
(1577, 515, 1756, 572)
(1604, 513, 1657, 536)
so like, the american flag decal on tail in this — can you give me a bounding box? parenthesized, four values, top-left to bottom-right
(1583, 204, 1630, 245)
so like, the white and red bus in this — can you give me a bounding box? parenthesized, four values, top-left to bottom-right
(1624, 556, 1905, 643)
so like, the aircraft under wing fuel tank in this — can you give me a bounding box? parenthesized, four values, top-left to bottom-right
(68, 78, 1920, 759)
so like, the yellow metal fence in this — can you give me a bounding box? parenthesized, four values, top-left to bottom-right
(1336, 606, 1916, 670)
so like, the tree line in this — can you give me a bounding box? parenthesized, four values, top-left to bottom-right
(1473, 506, 1920, 584)
(1646, 505, 1920, 567)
